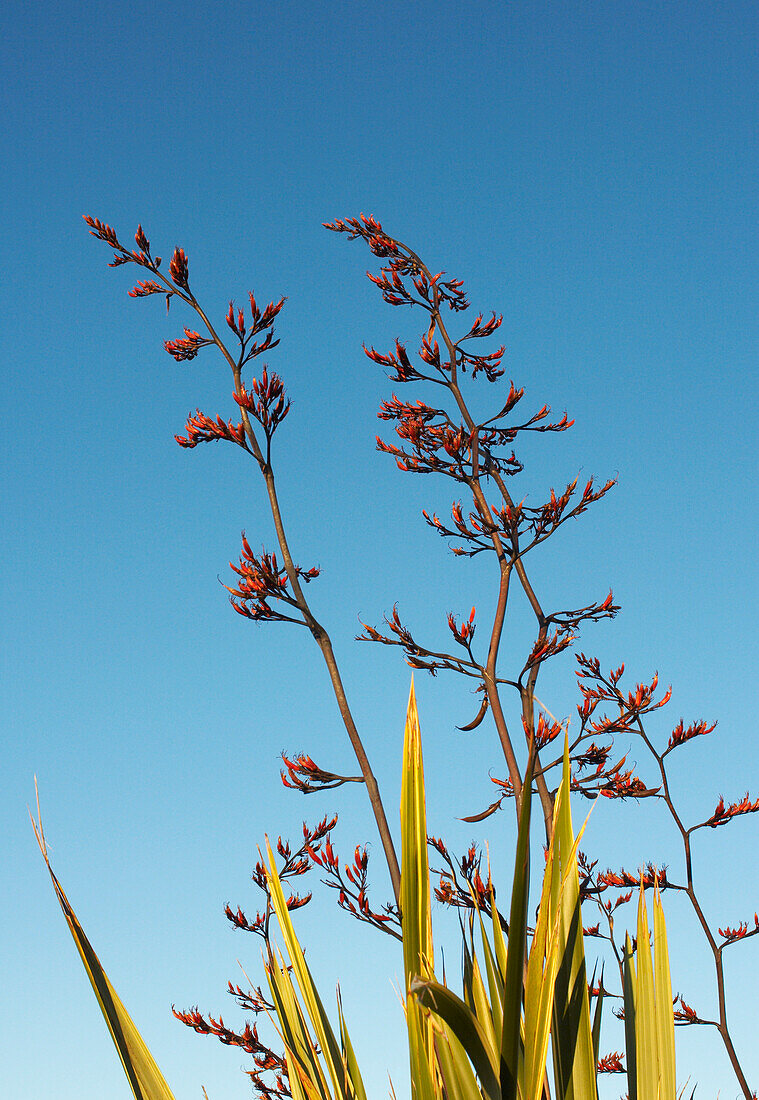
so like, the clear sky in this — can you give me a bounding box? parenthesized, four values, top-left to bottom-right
(3, 2, 758, 1098)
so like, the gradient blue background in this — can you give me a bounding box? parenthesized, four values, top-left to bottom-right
(3, 2, 758, 1097)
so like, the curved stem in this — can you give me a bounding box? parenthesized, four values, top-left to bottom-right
(191, 298, 402, 906)
(394, 236, 558, 836)
(263, 467, 401, 903)
(633, 716, 752, 1099)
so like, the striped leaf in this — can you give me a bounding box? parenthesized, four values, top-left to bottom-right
(400, 678, 437, 1100)
(653, 886, 676, 1100)
(634, 882, 659, 1100)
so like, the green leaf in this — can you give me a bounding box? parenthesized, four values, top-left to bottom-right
(477, 911, 504, 1039)
(433, 1021, 482, 1100)
(400, 678, 434, 986)
(337, 989, 369, 1100)
(524, 765, 594, 1100)
(265, 946, 333, 1100)
(469, 943, 500, 1052)
(410, 978, 501, 1100)
(590, 965, 604, 1074)
(500, 755, 533, 1100)
(488, 881, 508, 986)
(622, 933, 638, 1100)
(523, 792, 561, 1100)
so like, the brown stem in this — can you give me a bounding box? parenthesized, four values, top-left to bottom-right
(633, 716, 752, 1099)
(309, 627, 402, 904)
(191, 299, 402, 906)
(394, 238, 559, 836)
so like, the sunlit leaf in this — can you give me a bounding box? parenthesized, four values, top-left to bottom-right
(31, 795, 176, 1100)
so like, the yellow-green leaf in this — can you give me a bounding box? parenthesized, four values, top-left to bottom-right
(622, 932, 638, 1100)
(400, 678, 436, 1100)
(32, 804, 176, 1100)
(500, 754, 533, 1100)
(653, 886, 676, 1100)
(549, 738, 597, 1100)
(409, 977, 501, 1100)
(635, 883, 659, 1100)
(266, 842, 360, 1100)
(400, 678, 434, 986)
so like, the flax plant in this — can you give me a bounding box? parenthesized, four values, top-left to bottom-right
(46, 211, 759, 1098)
(36, 687, 680, 1100)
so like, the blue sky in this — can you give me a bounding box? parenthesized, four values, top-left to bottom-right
(3, 1, 758, 1097)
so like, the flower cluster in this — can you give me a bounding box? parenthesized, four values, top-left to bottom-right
(175, 409, 247, 448)
(526, 712, 565, 752)
(234, 370, 291, 442)
(696, 792, 759, 831)
(224, 292, 286, 367)
(358, 605, 481, 679)
(85, 217, 195, 317)
(375, 391, 573, 484)
(597, 1051, 625, 1073)
(673, 995, 707, 1025)
(224, 816, 337, 942)
(163, 328, 213, 361)
(665, 717, 717, 753)
(420, 476, 610, 560)
(718, 913, 759, 945)
(325, 213, 471, 317)
(280, 752, 364, 793)
(576, 655, 673, 735)
(307, 832, 401, 939)
(172, 1008, 290, 1100)
(447, 607, 476, 647)
(596, 864, 669, 891)
(225, 536, 319, 624)
(430, 837, 502, 924)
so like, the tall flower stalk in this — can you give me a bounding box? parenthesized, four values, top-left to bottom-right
(75, 213, 758, 1097)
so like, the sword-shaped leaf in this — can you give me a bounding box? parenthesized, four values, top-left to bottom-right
(524, 764, 594, 1100)
(400, 678, 437, 1100)
(635, 881, 659, 1100)
(265, 842, 364, 1100)
(550, 739, 597, 1100)
(590, 964, 604, 1077)
(32, 797, 176, 1100)
(622, 933, 637, 1100)
(500, 755, 533, 1100)
(653, 885, 676, 1100)
(432, 1019, 482, 1100)
(409, 977, 501, 1100)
